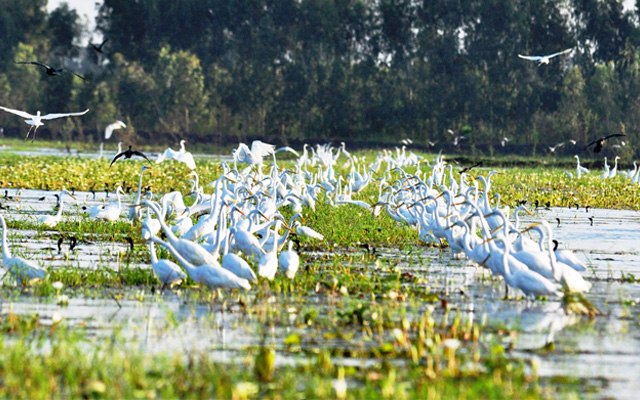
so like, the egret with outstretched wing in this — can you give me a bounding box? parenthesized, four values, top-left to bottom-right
(0, 106, 89, 140)
(518, 48, 573, 64)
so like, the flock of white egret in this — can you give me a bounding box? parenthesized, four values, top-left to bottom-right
(0, 140, 592, 300)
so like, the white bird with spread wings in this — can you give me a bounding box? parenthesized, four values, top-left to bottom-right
(0, 106, 89, 140)
(518, 48, 573, 64)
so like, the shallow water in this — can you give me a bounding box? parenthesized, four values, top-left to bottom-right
(1, 187, 640, 398)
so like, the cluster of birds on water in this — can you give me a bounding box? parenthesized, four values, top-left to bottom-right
(0, 44, 603, 296)
(0, 137, 594, 300)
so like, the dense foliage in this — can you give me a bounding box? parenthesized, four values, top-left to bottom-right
(0, 0, 640, 153)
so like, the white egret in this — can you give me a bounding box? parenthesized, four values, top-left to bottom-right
(574, 155, 589, 178)
(147, 240, 187, 287)
(156, 140, 196, 170)
(517, 48, 573, 64)
(608, 156, 620, 179)
(491, 236, 562, 298)
(0, 106, 89, 140)
(148, 234, 250, 290)
(279, 241, 299, 279)
(234, 140, 276, 166)
(89, 186, 125, 221)
(0, 214, 46, 285)
(104, 120, 126, 140)
(36, 189, 77, 228)
(142, 200, 219, 268)
(222, 229, 257, 283)
(129, 165, 150, 222)
(258, 220, 281, 280)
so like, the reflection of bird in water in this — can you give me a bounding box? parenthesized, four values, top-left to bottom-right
(488, 302, 579, 345)
(583, 134, 625, 153)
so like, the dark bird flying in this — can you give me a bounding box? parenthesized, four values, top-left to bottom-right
(110, 145, 151, 167)
(460, 161, 483, 174)
(583, 134, 626, 153)
(16, 61, 88, 81)
(90, 38, 109, 53)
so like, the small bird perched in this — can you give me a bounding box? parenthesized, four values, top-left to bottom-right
(0, 106, 89, 140)
(583, 134, 626, 153)
(518, 48, 573, 64)
(16, 61, 88, 81)
(110, 145, 151, 167)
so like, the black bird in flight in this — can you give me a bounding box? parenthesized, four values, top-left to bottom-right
(90, 38, 109, 53)
(460, 161, 483, 174)
(16, 61, 88, 81)
(583, 134, 625, 153)
(110, 145, 151, 167)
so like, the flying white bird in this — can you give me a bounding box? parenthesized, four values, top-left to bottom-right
(0, 106, 89, 140)
(156, 140, 196, 170)
(104, 120, 126, 139)
(518, 48, 573, 64)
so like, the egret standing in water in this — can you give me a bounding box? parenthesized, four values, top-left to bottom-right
(36, 189, 77, 228)
(1, 214, 46, 285)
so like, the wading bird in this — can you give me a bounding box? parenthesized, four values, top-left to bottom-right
(147, 239, 187, 287)
(36, 189, 77, 228)
(110, 145, 151, 167)
(583, 134, 625, 153)
(0, 106, 89, 140)
(0, 214, 46, 285)
(16, 61, 88, 81)
(518, 48, 573, 64)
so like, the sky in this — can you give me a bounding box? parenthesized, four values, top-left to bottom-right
(46, 0, 637, 35)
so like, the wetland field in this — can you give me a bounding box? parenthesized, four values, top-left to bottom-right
(0, 140, 639, 399)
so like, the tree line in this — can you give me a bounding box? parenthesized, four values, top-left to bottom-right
(1, 0, 640, 155)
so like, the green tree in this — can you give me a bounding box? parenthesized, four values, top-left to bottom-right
(154, 47, 208, 137)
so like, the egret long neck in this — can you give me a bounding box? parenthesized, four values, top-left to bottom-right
(0, 215, 10, 260)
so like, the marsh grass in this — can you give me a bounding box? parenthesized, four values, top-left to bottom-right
(0, 304, 575, 399)
(0, 149, 616, 398)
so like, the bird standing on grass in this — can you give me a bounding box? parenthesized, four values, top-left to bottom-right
(0, 214, 46, 285)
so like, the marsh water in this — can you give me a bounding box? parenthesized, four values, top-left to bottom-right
(1, 155, 640, 398)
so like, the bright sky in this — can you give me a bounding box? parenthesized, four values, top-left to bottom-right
(47, 0, 637, 33)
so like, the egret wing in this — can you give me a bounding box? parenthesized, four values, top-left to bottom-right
(41, 109, 90, 120)
(547, 48, 573, 59)
(275, 146, 300, 157)
(518, 54, 542, 61)
(250, 140, 276, 158)
(0, 106, 34, 119)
